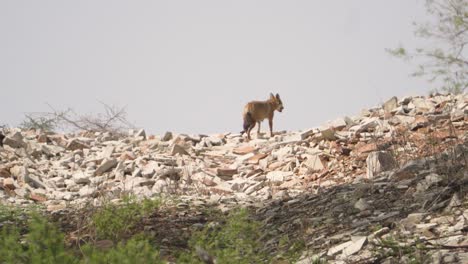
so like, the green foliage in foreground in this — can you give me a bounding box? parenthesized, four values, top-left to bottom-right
(0, 213, 77, 264)
(91, 196, 161, 241)
(0, 203, 305, 264)
(178, 208, 269, 264)
(0, 212, 162, 264)
(81, 236, 163, 264)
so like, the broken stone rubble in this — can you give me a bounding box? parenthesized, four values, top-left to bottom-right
(0, 93, 467, 262)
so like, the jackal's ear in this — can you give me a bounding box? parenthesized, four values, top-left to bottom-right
(276, 93, 280, 99)
(270, 93, 275, 99)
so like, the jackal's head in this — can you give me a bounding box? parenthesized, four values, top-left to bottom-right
(269, 93, 284, 112)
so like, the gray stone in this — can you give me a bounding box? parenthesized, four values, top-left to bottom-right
(372, 227, 390, 237)
(162, 131, 173, 141)
(131, 168, 142, 177)
(410, 97, 435, 112)
(41, 144, 65, 156)
(350, 118, 380, 133)
(400, 213, 426, 229)
(63, 192, 74, 201)
(206, 136, 224, 146)
(216, 168, 238, 178)
(400, 96, 412, 105)
(99, 146, 115, 159)
(3, 132, 26, 148)
(91, 176, 106, 185)
(155, 168, 181, 180)
(342, 236, 367, 256)
(324, 117, 353, 130)
(266, 171, 293, 182)
(73, 171, 91, 184)
(10, 165, 27, 181)
(152, 179, 168, 193)
(319, 128, 336, 140)
(450, 109, 465, 122)
(79, 185, 97, 197)
(458, 253, 468, 263)
(135, 129, 146, 139)
(425, 173, 444, 185)
(281, 133, 303, 142)
(395, 115, 415, 125)
(229, 178, 248, 192)
(272, 146, 292, 160)
(235, 152, 255, 164)
(354, 198, 370, 211)
(95, 158, 118, 176)
(66, 139, 89, 150)
(141, 161, 159, 178)
(14, 187, 28, 198)
(327, 240, 353, 256)
(445, 193, 462, 212)
(442, 253, 458, 263)
(299, 128, 316, 140)
(244, 182, 264, 195)
(296, 254, 325, 264)
(25, 174, 47, 189)
(415, 223, 438, 230)
(211, 182, 234, 194)
(303, 154, 325, 172)
(126, 177, 155, 188)
(383, 96, 398, 113)
(114, 161, 125, 178)
(171, 144, 189, 156)
(447, 216, 466, 233)
(272, 190, 289, 200)
(366, 151, 397, 178)
(2, 178, 15, 189)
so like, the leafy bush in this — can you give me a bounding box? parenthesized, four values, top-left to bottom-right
(0, 202, 305, 263)
(0, 225, 25, 263)
(91, 196, 160, 241)
(0, 213, 76, 264)
(178, 208, 268, 264)
(19, 114, 58, 132)
(0, 211, 162, 264)
(81, 236, 162, 264)
(0, 203, 24, 227)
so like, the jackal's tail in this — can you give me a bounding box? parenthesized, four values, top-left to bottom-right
(240, 112, 254, 135)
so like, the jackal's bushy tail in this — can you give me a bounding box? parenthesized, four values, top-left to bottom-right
(240, 112, 254, 135)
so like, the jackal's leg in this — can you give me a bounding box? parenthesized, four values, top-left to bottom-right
(268, 118, 273, 137)
(247, 123, 255, 140)
(257, 122, 261, 134)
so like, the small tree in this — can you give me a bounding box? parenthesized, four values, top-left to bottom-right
(19, 113, 59, 132)
(388, 0, 468, 94)
(19, 102, 135, 134)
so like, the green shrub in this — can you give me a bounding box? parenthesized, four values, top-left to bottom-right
(92, 196, 160, 241)
(0, 213, 76, 264)
(0, 203, 24, 227)
(25, 213, 77, 264)
(81, 236, 162, 264)
(0, 225, 25, 263)
(19, 114, 58, 132)
(179, 208, 268, 264)
(0, 210, 163, 264)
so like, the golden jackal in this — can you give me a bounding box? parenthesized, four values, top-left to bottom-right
(240, 93, 284, 140)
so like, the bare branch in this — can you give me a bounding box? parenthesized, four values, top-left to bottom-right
(20, 102, 136, 134)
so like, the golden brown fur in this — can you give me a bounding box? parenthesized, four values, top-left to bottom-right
(241, 93, 284, 140)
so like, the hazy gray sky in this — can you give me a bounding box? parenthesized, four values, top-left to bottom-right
(1, 0, 431, 135)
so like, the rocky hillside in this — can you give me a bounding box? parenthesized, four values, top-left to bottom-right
(1, 93, 467, 263)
